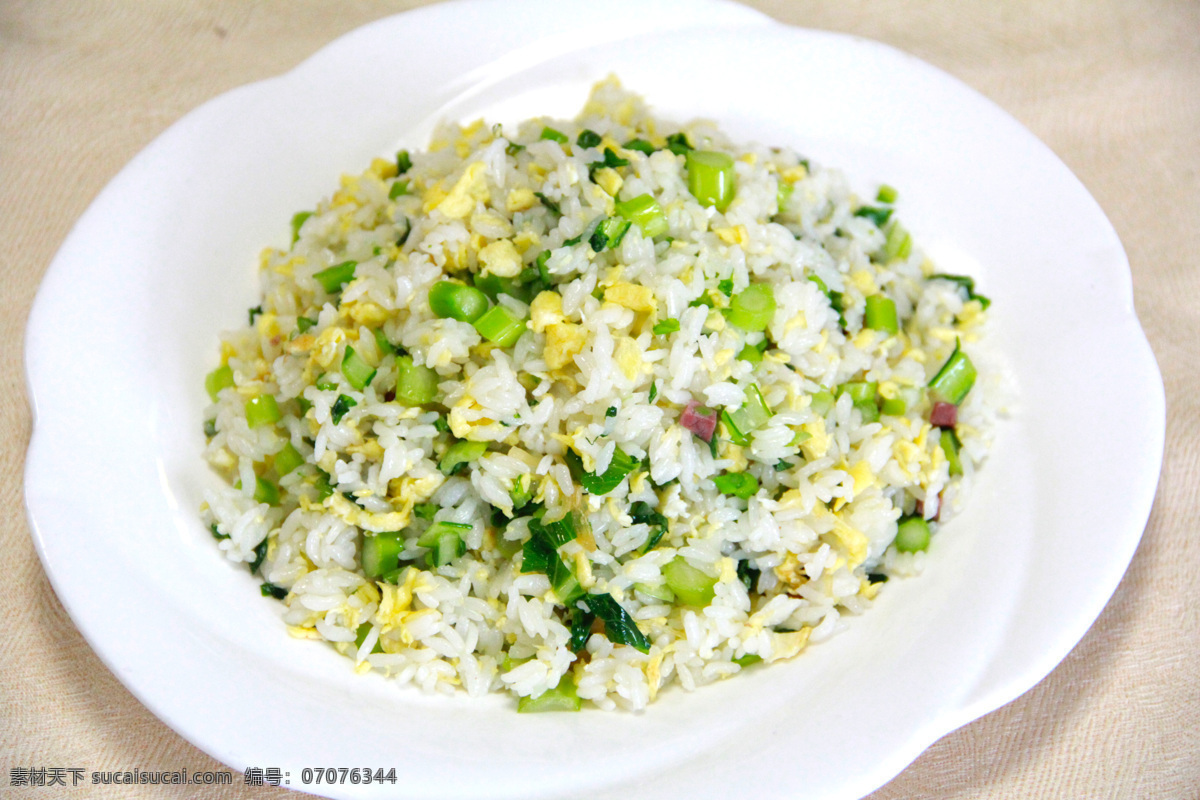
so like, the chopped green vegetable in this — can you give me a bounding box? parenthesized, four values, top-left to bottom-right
(394, 356, 439, 405)
(361, 531, 405, 578)
(568, 607, 595, 652)
(576, 129, 602, 148)
(928, 339, 977, 405)
(473, 305, 526, 347)
(249, 539, 267, 575)
(290, 211, 312, 245)
(205, 364, 234, 402)
(248, 305, 263, 325)
(883, 222, 913, 261)
(665, 132, 692, 155)
(686, 150, 736, 211)
(622, 138, 656, 155)
(652, 319, 680, 335)
(589, 216, 632, 252)
(810, 388, 835, 416)
(395, 149, 412, 174)
(274, 442, 304, 476)
(876, 184, 898, 204)
(864, 294, 899, 335)
(330, 394, 356, 424)
(733, 653, 763, 667)
(931, 273, 991, 309)
(296, 316, 317, 334)
(439, 439, 487, 475)
(634, 582, 674, 603)
(724, 385, 773, 445)
(880, 386, 924, 417)
(244, 394, 281, 428)
(940, 428, 963, 476)
(429, 280, 489, 323)
(777, 182, 794, 214)
(354, 622, 384, 653)
(388, 180, 409, 200)
(253, 476, 279, 506)
(340, 345, 377, 391)
(567, 447, 639, 496)
(894, 516, 931, 553)
(414, 502, 438, 521)
(203, 418, 217, 438)
(727, 283, 776, 332)
(589, 147, 630, 173)
(854, 206, 893, 227)
(260, 582, 288, 600)
(839, 381, 880, 424)
(517, 675, 581, 713)
(373, 328, 396, 355)
(713, 472, 759, 499)
(583, 593, 650, 652)
(614, 193, 669, 238)
(505, 141, 525, 156)
(662, 556, 717, 607)
(648, 381, 658, 403)
(539, 126, 568, 144)
(532, 191, 561, 215)
(717, 278, 734, 297)
(313, 260, 357, 293)
(315, 373, 338, 391)
(417, 521, 470, 567)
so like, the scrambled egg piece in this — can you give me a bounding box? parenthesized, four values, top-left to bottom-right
(799, 419, 830, 460)
(505, 188, 537, 213)
(435, 161, 489, 219)
(326, 492, 411, 534)
(544, 323, 587, 370)
(345, 300, 388, 328)
(479, 239, 522, 277)
(529, 291, 565, 333)
(614, 336, 643, 380)
(604, 281, 655, 313)
(312, 326, 347, 369)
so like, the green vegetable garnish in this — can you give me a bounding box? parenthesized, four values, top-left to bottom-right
(583, 593, 650, 652)
(662, 556, 717, 607)
(576, 129, 602, 148)
(205, 364, 234, 402)
(473, 305, 526, 347)
(274, 442, 304, 476)
(864, 295, 899, 335)
(712, 472, 759, 499)
(313, 260, 357, 293)
(362, 531, 405, 578)
(614, 193, 669, 239)
(394, 356, 439, 406)
(330, 394, 356, 424)
(727, 283, 776, 332)
(652, 319, 680, 335)
(439, 439, 487, 475)
(429, 281, 489, 323)
(894, 516, 931, 553)
(340, 345, 376, 391)
(517, 675, 581, 713)
(928, 339, 977, 405)
(244, 394, 281, 428)
(539, 126, 568, 144)
(685, 150, 736, 211)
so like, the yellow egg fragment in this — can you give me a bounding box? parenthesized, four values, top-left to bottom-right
(604, 281, 656, 313)
(544, 322, 587, 370)
(435, 161, 489, 219)
(529, 291, 565, 334)
(478, 238, 522, 277)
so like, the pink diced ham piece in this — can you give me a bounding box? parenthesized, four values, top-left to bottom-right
(680, 400, 717, 442)
(930, 401, 957, 428)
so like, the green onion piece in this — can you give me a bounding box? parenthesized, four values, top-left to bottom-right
(395, 150, 412, 174)
(839, 381, 880, 424)
(727, 283, 776, 332)
(589, 216, 632, 252)
(330, 394, 356, 424)
(894, 516, 931, 553)
(777, 182, 794, 214)
(721, 409, 750, 447)
(313, 469, 335, 499)
(876, 184, 898, 204)
(576, 129, 602, 148)
(737, 343, 763, 364)
(634, 582, 675, 603)
(569, 447, 639, 496)
(505, 142, 525, 156)
(439, 439, 487, 475)
(931, 273, 991, 309)
(928, 340, 977, 405)
(614, 193, 669, 239)
(532, 191, 561, 215)
(373, 328, 396, 355)
(880, 386, 924, 417)
(653, 319, 680, 335)
(313, 260, 357, 293)
(354, 622, 384, 653)
(253, 476, 279, 506)
(662, 556, 717, 607)
(296, 316, 317, 334)
(290, 211, 312, 245)
(854, 206, 893, 227)
(583, 593, 650, 652)
(940, 428, 963, 476)
(274, 442, 304, 476)
(414, 502, 438, 521)
(712, 472, 759, 499)
(733, 653, 763, 667)
(205, 365, 235, 402)
(864, 295, 899, 334)
(249, 540, 267, 575)
(394, 356, 440, 406)
(648, 381, 658, 403)
(260, 582, 288, 600)
(623, 138, 655, 155)
(315, 373, 338, 391)
(589, 147, 630, 173)
(883, 222, 913, 261)
(244, 394, 281, 428)
(473, 305, 526, 347)
(685, 150, 736, 211)
(535, 250, 552, 284)
(429, 280, 489, 323)
(539, 126, 568, 144)
(203, 418, 217, 438)
(340, 345, 377, 391)
(717, 278, 734, 297)
(388, 179, 409, 200)
(361, 531, 405, 578)
(415, 520, 470, 547)
(810, 388, 835, 416)
(665, 132, 692, 155)
(517, 675, 582, 713)
(728, 384, 773, 438)
(248, 305, 263, 325)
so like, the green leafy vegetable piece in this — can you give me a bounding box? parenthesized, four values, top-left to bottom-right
(583, 593, 650, 652)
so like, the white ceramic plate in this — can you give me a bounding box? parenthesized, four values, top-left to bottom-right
(24, 1, 1164, 798)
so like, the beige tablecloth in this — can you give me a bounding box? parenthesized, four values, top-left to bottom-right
(2, 1, 1197, 797)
